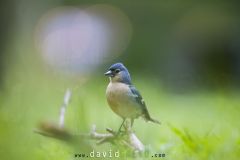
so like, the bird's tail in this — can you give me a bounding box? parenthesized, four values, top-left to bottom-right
(142, 109, 161, 125)
(149, 117, 161, 125)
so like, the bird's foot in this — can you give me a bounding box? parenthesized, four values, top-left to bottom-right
(116, 129, 127, 137)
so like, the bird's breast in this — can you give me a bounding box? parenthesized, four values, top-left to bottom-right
(106, 82, 130, 105)
(106, 82, 141, 118)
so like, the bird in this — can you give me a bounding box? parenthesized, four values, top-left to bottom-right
(104, 62, 160, 132)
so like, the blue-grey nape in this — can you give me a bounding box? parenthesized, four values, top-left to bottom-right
(108, 63, 125, 71)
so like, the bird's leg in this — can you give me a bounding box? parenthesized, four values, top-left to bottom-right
(117, 118, 126, 134)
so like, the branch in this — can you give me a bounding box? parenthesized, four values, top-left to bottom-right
(34, 88, 145, 152)
(59, 88, 71, 128)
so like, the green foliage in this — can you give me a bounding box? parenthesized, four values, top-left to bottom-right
(1, 70, 240, 159)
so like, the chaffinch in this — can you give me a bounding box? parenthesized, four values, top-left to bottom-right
(105, 63, 160, 132)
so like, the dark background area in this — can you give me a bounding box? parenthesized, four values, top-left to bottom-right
(1, 0, 240, 92)
(0, 1, 16, 87)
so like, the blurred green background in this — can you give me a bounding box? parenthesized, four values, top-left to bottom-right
(1, 0, 240, 159)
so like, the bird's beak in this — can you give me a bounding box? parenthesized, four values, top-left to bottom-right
(104, 70, 114, 77)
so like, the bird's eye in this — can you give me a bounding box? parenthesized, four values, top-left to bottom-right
(115, 69, 120, 73)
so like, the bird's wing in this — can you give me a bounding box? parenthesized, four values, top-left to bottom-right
(129, 85, 160, 124)
(129, 85, 144, 105)
(129, 85, 151, 118)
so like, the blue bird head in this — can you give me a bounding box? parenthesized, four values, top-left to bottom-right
(104, 63, 132, 84)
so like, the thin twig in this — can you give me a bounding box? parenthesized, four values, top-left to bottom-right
(59, 88, 72, 128)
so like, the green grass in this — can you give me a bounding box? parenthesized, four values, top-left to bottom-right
(1, 67, 240, 160)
